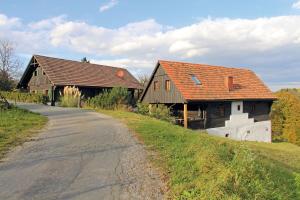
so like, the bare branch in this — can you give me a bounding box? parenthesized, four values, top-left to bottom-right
(0, 39, 22, 90)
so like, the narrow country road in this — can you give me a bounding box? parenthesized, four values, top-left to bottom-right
(0, 103, 164, 200)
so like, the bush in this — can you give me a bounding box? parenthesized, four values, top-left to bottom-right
(136, 102, 149, 115)
(271, 91, 300, 145)
(85, 87, 129, 110)
(137, 102, 173, 122)
(0, 91, 49, 104)
(60, 86, 81, 107)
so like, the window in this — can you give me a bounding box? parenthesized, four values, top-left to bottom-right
(165, 80, 170, 91)
(197, 107, 206, 119)
(153, 81, 158, 91)
(43, 71, 46, 75)
(237, 105, 241, 111)
(34, 71, 37, 76)
(45, 90, 48, 95)
(191, 74, 201, 85)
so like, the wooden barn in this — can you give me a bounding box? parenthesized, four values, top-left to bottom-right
(140, 60, 276, 142)
(17, 55, 142, 105)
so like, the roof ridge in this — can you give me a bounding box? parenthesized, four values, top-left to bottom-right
(158, 59, 251, 71)
(33, 54, 127, 71)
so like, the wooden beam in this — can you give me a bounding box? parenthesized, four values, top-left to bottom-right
(148, 104, 152, 115)
(184, 103, 188, 128)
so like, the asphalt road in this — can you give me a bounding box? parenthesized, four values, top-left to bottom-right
(0, 103, 164, 200)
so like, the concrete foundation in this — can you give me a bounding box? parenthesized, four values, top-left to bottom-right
(207, 113, 271, 143)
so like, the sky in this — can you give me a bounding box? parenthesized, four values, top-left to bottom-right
(1, 0, 300, 91)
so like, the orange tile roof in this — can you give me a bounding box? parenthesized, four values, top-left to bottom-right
(158, 60, 276, 101)
(33, 55, 142, 89)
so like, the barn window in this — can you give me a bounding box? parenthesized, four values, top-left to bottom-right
(191, 74, 201, 85)
(165, 80, 170, 91)
(154, 81, 158, 91)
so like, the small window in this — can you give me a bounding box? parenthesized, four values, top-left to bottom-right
(43, 71, 46, 75)
(153, 81, 158, 91)
(237, 105, 241, 111)
(34, 71, 37, 76)
(165, 80, 170, 91)
(191, 74, 201, 85)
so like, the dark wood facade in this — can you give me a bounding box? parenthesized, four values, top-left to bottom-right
(169, 100, 272, 129)
(28, 65, 52, 95)
(142, 65, 185, 103)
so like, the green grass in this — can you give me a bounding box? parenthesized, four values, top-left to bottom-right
(99, 110, 300, 200)
(0, 107, 47, 158)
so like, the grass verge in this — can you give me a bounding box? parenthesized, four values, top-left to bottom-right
(0, 107, 47, 158)
(99, 109, 300, 200)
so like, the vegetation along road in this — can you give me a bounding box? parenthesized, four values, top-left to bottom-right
(0, 103, 164, 200)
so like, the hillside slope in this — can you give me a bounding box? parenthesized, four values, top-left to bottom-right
(100, 110, 300, 200)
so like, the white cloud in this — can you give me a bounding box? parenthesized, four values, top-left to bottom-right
(28, 15, 66, 30)
(293, 1, 300, 9)
(0, 14, 21, 28)
(1, 13, 300, 89)
(99, 0, 118, 12)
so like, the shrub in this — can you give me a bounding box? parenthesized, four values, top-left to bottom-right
(0, 90, 49, 104)
(60, 86, 81, 107)
(136, 102, 149, 115)
(137, 102, 173, 122)
(271, 91, 300, 145)
(85, 87, 129, 110)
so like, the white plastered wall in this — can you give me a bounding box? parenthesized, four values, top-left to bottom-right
(207, 101, 272, 143)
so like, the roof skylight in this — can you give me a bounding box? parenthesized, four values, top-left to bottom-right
(191, 74, 201, 85)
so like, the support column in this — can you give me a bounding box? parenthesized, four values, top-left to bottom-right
(184, 103, 188, 128)
(51, 86, 55, 106)
(148, 104, 153, 115)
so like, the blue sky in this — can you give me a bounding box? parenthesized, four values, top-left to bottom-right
(1, 0, 300, 90)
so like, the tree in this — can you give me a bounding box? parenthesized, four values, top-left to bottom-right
(137, 74, 149, 88)
(81, 57, 90, 63)
(0, 40, 21, 91)
(271, 91, 300, 145)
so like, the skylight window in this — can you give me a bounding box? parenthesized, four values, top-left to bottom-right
(191, 75, 201, 85)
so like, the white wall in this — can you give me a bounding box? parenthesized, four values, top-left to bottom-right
(206, 101, 272, 143)
(231, 101, 243, 115)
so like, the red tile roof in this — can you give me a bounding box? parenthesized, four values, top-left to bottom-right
(158, 60, 276, 101)
(32, 55, 142, 89)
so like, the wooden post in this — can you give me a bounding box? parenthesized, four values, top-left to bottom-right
(148, 104, 152, 115)
(184, 103, 188, 128)
(51, 86, 55, 106)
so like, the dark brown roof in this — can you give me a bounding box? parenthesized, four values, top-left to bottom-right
(142, 60, 276, 101)
(19, 55, 142, 89)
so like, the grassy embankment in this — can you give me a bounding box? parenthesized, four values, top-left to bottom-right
(0, 107, 47, 158)
(99, 109, 300, 200)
